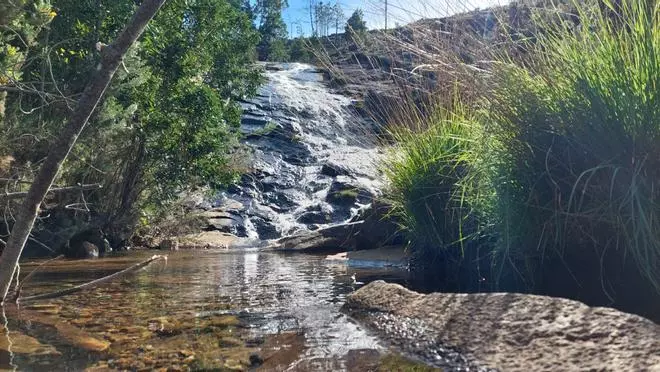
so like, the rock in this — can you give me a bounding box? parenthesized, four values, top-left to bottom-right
(297, 211, 331, 225)
(325, 177, 375, 206)
(63, 228, 108, 258)
(344, 281, 660, 372)
(201, 210, 247, 237)
(80, 241, 99, 259)
(249, 353, 264, 367)
(320, 163, 350, 177)
(251, 217, 280, 240)
(269, 222, 363, 254)
(351, 200, 405, 248)
(147, 317, 182, 337)
(159, 238, 179, 251)
(0, 331, 60, 356)
(347, 246, 408, 267)
(179, 231, 237, 249)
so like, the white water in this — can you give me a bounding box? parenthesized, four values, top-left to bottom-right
(231, 63, 384, 239)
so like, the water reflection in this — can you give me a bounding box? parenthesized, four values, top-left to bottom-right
(5, 250, 409, 371)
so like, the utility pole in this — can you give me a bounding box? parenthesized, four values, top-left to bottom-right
(384, 0, 388, 30)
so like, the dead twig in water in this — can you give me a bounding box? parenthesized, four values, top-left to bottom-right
(17, 255, 167, 303)
(11, 255, 64, 302)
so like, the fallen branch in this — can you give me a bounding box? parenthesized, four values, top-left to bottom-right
(17, 255, 166, 303)
(0, 184, 102, 201)
(11, 255, 64, 302)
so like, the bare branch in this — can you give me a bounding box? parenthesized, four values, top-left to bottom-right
(11, 255, 63, 302)
(18, 255, 166, 303)
(0, 184, 102, 201)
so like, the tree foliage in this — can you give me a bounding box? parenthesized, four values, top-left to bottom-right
(345, 8, 367, 37)
(313, 1, 343, 36)
(0, 0, 262, 251)
(255, 0, 288, 60)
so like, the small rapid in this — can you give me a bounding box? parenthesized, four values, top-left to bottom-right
(223, 63, 383, 240)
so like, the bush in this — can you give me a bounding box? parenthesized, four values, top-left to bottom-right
(382, 98, 491, 292)
(483, 0, 660, 313)
(380, 0, 660, 319)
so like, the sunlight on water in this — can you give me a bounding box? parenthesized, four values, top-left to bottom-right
(3, 250, 410, 371)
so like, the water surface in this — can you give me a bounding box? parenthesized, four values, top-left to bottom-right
(2, 250, 421, 371)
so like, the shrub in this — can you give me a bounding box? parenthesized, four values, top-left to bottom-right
(382, 97, 491, 291)
(484, 0, 660, 311)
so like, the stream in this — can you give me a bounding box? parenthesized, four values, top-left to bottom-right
(0, 64, 434, 371)
(5, 250, 418, 371)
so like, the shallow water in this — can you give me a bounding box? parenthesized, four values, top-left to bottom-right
(2, 250, 425, 371)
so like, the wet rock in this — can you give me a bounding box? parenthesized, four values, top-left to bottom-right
(80, 241, 99, 259)
(297, 211, 331, 225)
(320, 162, 350, 177)
(249, 353, 264, 367)
(203, 211, 246, 237)
(147, 317, 183, 337)
(344, 281, 660, 372)
(268, 222, 363, 254)
(158, 238, 179, 251)
(0, 332, 61, 356)
(351, 200, 405, 248)
(251, 217, 280, 240)
(325, 177, 375, 206)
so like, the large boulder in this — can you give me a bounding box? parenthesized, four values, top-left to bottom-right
(344, 281, 660, 372)
(198, 210, 247, 237)
(268, 222, 364, 254)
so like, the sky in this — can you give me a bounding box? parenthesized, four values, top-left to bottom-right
(282, 0, 509, 37)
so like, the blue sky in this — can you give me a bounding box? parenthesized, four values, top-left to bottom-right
(282, 0, 508, 37)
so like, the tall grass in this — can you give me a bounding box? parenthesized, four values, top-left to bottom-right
(382, 96, 492, 291)
(485, 0, 660, 302)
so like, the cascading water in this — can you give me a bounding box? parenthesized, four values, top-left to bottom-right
(221, 63, 383, 240)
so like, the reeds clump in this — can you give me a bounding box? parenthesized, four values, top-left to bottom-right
(484, 0, 660, 309)
(379, 0, 660, 317)
(382, 97, 492, 291)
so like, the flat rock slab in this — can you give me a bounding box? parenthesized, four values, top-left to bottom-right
(179, 231, 238, 249)
(344, 281, 660, 372)
(267, 222, 364, 254)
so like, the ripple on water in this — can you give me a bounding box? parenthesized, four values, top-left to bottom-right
(4, 250, 428, 371)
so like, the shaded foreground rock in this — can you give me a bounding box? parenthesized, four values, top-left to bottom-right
(344, 281, 660, 372)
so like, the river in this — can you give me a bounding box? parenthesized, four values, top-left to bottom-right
(4, 250, 418, 371)
(1, 64, 434, 371)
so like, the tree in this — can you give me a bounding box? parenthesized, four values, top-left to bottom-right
(255, 0, 289, 60)
(345, 9, 367, 37)
(333, 2, 344, 35)
(0, 0, 262, 284)
(0, 0, 167, 304)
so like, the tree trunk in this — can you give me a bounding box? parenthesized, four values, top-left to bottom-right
(0, 91, 6, 126)
(0, 0, 167, 304)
